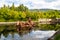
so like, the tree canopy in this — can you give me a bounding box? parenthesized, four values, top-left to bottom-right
(0, 3, 60, 21)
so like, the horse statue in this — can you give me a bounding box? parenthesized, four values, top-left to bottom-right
(16, 18, 36, 32)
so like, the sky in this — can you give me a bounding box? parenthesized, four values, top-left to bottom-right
(0, 0, 60, 10)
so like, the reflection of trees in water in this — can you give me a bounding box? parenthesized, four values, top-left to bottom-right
(0, 25, 32, 37)
(0, 29, 15, 37)
(16, 26, 32, 36)
(0, 23, 60, 37)
(35, 24, 60, 30)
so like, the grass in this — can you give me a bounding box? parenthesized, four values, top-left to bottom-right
(54, 34, 60, 40)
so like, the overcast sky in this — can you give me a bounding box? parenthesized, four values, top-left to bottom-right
(0, 0, 60, 10)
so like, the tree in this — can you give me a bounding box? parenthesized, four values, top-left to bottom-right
(17, 4, 28, 11)
(10, 3, 15, 10)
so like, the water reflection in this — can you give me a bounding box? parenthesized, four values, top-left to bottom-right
(0, 25, 57, 40)
(0, 30, 56, 40)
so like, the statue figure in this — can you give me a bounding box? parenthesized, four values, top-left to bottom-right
(16, 17, 36, 32)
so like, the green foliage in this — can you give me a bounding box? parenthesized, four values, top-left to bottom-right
(54, 34, 60, 40)
(0, 3, 60, 21)
(36, 24, 60, 30)
(10, 3, 15, 10)
(16, 4, 28, 11)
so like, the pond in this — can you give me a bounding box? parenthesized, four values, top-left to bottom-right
(0, 30, 56, 40)
(0, 24, 59, 40)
